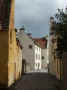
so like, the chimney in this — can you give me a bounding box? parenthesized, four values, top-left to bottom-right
(50, 17, 54, 23)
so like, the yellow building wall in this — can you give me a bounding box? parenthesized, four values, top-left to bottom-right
(0, 30, 22, 87)
(8, 30, 22, 87)
(13, 30, 22, 80)
(8, 0, 16, 86)
(0, 0, 22, 87)
(0, 31, 8, 86)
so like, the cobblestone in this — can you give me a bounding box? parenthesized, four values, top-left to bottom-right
(1, 73, 60, 90)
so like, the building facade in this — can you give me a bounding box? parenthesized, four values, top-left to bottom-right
(33, 38, 49, 72)
(0, 0, 22, 87)
(17, 29, 43, 72)
(34, 44, 41, 71)
(16, 30, 35, 73)
(49, 17, 63, 80)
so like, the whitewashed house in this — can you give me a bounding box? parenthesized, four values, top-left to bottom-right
(34, 43, 41, 71)
(33, 37, 49, 72)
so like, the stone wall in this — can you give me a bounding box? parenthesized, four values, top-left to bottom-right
(17, 31, 35, 72)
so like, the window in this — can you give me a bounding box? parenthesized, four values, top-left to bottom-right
(36, 54, 37, 60)
(29, 45, 32, 49)
(42, 56, 44, 60)
(37, 47, 38, 51)
(36, 64, 37, 67)
(38, 63, 40, 69)
(37, 47, 39, 51)
(10, 30, 12, 43)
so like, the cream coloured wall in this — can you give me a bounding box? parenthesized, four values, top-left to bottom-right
(8, 30, 22, 87)
(0, 0, 22, 87)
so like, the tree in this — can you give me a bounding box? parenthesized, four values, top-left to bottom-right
(55, 8, 67, 52)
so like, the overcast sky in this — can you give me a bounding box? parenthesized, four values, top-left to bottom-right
(15, 0, 66, 37)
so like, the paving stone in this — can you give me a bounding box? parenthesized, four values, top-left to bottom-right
(0, 73, 60, 90)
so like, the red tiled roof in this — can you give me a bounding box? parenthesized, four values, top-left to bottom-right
(32, 37, 47, 49)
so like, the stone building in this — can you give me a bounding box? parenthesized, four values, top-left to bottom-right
(17, 29, 43, 72)
(49, 17, 63, 80)
(16, 29, 35, 73)
(0, 0, 22, 87)
(49, 17, 57, 76)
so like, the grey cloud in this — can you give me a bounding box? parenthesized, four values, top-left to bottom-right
(15, 0, 64, 37)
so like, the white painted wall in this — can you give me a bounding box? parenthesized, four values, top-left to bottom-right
(34, 45, 41, 70)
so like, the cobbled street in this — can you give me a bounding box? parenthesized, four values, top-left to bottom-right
(4, 72, 61, 90)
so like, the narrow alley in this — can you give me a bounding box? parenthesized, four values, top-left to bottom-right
(0, 0, 66, 90)
(8, 73, 60, 90)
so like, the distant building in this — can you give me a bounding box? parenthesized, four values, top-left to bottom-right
(16, 29, 35, 72)
(17, 29, 43, 72)
(34, 41, 41, 71)
(33, 37, 49, 71)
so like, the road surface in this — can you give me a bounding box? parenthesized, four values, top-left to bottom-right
(4, 73, 60, 90)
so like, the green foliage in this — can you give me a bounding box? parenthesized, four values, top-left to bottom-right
(55, 9, 67, 24)
(55, 9, 67, 52)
